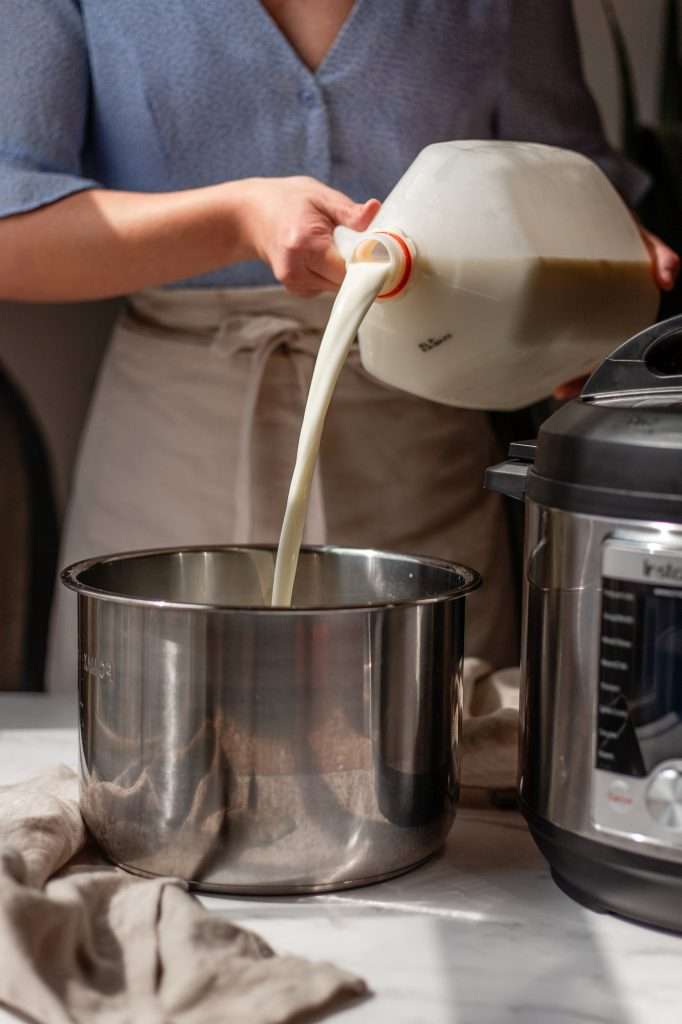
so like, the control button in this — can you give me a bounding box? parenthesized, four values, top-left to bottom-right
(646, 768, 682, 830)
(607, 779, 634, 814)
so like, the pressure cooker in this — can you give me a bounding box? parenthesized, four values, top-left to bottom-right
(487, 313, 682, 932)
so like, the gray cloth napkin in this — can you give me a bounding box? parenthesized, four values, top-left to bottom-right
(0, 767, 367, 1024)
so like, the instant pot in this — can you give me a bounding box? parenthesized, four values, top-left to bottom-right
(487, 313, 682, 932)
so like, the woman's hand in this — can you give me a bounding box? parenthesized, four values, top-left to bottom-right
(639, 226, 680, 291)
(0, 175, 379, 302)
(240, 177, 380, 296)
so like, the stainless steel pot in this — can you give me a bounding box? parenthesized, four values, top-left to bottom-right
(62, 545, 480, 894)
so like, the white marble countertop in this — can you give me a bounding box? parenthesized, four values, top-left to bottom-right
(1, 693, 680, 1023)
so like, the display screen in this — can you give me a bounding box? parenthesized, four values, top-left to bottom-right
(633, 590, 682, 772)
(597, 578, 682, 776)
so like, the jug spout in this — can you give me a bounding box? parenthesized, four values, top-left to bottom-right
(333, 226, 415, 300)
(333, 225, 364, 263)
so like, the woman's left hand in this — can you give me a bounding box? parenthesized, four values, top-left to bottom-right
(639, 225, 680, 291)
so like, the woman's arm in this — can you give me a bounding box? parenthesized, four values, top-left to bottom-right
(0, 177, 379, 302)
(0, 3, 378, 303)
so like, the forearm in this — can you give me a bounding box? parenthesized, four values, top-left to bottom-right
(0, 181, 257, 302)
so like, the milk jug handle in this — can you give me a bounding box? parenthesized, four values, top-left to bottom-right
(582, 313, 682, 399)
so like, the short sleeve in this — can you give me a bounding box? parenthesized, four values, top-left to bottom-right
(497, 0, 649, 207)
(0, 0, 99, 219)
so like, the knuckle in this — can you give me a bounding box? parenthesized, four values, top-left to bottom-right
(283, 226, 306, 253)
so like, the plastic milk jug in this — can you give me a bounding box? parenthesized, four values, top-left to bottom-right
(334, 140, 659, 410)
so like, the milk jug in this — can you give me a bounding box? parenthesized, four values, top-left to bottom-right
(334, 140, 659, 410)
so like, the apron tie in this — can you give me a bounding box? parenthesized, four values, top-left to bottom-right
(213, 313, 328, 547)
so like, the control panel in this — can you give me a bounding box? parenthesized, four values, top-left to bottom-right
(593, 536, 682, 846)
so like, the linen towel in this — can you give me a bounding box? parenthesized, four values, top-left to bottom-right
(0, 767, 367, 1024)
(461, 658, 520, 794)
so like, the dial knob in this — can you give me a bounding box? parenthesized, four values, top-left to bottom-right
(645, 768, 682, 831)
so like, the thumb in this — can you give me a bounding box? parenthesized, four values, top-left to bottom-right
(320, 187, 380, 230)
(342, 197, 381, 231)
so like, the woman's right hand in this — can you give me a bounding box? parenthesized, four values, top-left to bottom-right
(239, 177, 380, 296)
(0, 176, 379, 303)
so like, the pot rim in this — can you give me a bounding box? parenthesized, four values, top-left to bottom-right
(61, 543, 481, 614)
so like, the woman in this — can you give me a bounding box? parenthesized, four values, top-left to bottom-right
(0, 0, 677, 691)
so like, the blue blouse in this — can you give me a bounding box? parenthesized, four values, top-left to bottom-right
(0, 0, 647, 288)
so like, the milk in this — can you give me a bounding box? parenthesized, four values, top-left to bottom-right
(271, 259, 389, 606)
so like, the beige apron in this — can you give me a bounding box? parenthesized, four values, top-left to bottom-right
(46, 286, 518, 694)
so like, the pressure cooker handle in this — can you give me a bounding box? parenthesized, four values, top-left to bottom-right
(582, 313, 682, 399)
(484, 441, 536, 501)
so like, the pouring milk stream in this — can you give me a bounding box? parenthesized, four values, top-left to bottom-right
(271, 140, 659, 606)
(270, 258, 390, 605)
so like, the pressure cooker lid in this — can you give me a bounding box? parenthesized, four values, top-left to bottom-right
(528, 314, 682, 521)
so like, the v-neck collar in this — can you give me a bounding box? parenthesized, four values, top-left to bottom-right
(253, 0, 365, 79)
